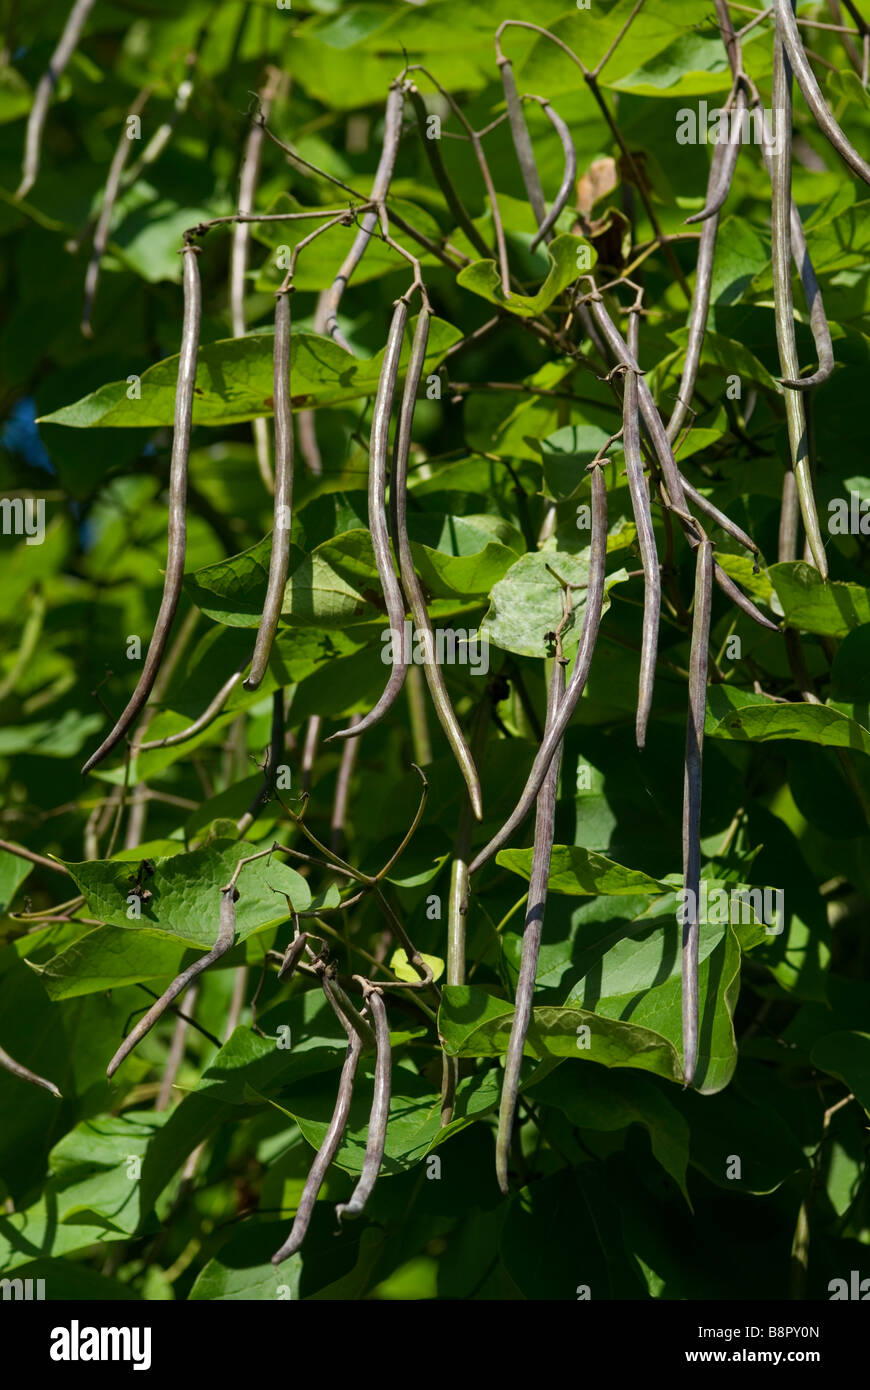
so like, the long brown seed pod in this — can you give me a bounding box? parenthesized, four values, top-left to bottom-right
(588, 292, 777, 629)
(499, 57, 548, 227)
(336, 988, 391, 1220)
(106, 887, 237, 1078)
(772, 0, 870, 187)
(317, 82, 406, 352)
(137, 668, 244, 752)
(667, 133, 735, 443)
(0, 1044, 61, 1098)
(271, 1027, 363, 1264)
(495, 655, 564, 1194)
(681, 539, 713, 1088)
(624, 313, 660, 748)
(526, 96, 577, 250)
(237, 690, 285, 837)
(277, 931, 309, 982)
(678, 475, 758, 555)
(392, 307, 482, 818)
(245, 289, 294, 690)
(407, 85, 491, 260)
(82, 244, 201, 774)
(771, 19, 829, 580)
(328, 298, 410, 741)
(81, 89, 151, 337)
(468, 465, 607, 876)
(683, 86, 747, 226)
(16, 0, 97, 200)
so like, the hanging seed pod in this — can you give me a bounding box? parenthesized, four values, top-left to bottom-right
(16, 0, 97, 200)
(526, 97, 577, 250)
(623, 313, 660, 748)
(469, 465, 607, 876)
(772, 0, 870, 187)
(499, 56, 547, 227)
(495, 654, 564, 1193)
(681, 539, 713, 1088)
(391, 305, 482, 818)
(245, 288, 295, 690)
(0, 1044, 61, 1099)
(407, 85, 491, 260)
(770, 19, 829, 579)
(336, 988, 391, 1220)
(82, 243, 202, 775)
(107, 887, 237, 1078)
(272, 1020, 363, 1264)
(329, 297, 410, 741)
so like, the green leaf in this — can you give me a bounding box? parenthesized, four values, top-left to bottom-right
(60, 840, 310, 949)
(709, 701, 870, 760)
(497, 844, 668, 896)
(39, 318, 461, 428)
(768, 561, 870, 637)
(481, 546, 628, 658)
(456, 235, 595, 317)
(811, 1032, 870, 1115)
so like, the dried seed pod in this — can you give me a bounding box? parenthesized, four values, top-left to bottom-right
(682, 539, 713, 1088)
(336, 989, 391, 1219)
(82, 244, 202, 774)
(82, 89, 150, 336)
(623, 313, 660, 748)
(329, 298, 410, 741)
(499, 57, 547, 227)
(137, 668, 244, 752)
(16, 0, 97, 200)
(318, 82, 406, 351)
(527, 97, 577, 250)
(391, 306, 482, 818)
(277, 932, 308, 982)
(0, 1044, 61, 1099)
(272, 1029, 363, 1264)
(468, 465, 607, 876)
(683, 86, 746, 226)
(407, 85, 491, 260)
(245, 288, 294, 690)
(495, 655, 564, 1193)
(770, 19, 829, 579)
(106, 887, 237, 1078)
(772, 0, 870, 187)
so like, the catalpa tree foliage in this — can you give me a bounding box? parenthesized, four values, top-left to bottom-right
(0, 0, 868, 1303)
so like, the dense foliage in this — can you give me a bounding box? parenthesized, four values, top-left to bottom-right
(0, 0, 869, 1302)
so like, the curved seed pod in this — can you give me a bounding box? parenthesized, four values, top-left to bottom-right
(137, 668, 244, 752)
(754, 101, 836, 390)
(107, 888, 237, 1078)
(468, 465, 607, 876)
(495, 657, 564, 1194)
(772, 0, 870, 187)
(682, 539, 713, 1088)
(499, 58, 547, 227)
(624, 314, 660, 749)
(407, 85, 491, 260)
(322, 972, 377, 1052)
(82, 89, 150, 336)
(0, 1044, 61, 1098)
(272, 1029, 363, 1264)
(82, 245, 201, 775)
(336, 989, 391, 1219)
(16, 0, 97, 200)
(392, 306, 482, 818)
(588, 295, 777, 628)
(683, 87, 746, 226)
(771, 20, 829, 579)
(329, 298, 410, 741)
(277, 932, 308, 982)
(529, 97, 577, 250)
(318, 83, 405, 352)
(668, 125, 738, 442)
(678, 476, 758, 555)
(245, 290, 294, 690)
